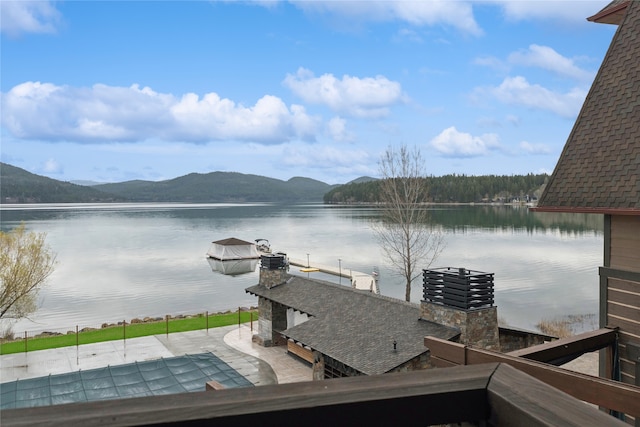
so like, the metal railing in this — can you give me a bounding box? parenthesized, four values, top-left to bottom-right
(423, 267, 494, 310)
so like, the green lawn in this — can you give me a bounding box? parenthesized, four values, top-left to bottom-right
(0, 311, 257, 355)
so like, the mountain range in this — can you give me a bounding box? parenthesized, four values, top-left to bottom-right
(0, 163, 344, 203)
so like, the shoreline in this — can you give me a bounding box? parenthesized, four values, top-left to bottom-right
(1, 307, 258, 343)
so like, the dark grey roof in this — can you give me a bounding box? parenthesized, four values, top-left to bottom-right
(0, 353, 252, 409)
(246, 276, 460, 376)
(537, 0, 640, 214)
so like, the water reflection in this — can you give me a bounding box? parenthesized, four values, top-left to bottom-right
(0, 203, 602, 334)
(207, 258, 258, 276)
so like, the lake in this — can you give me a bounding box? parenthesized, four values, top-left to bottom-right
(0, 203, 603, 335)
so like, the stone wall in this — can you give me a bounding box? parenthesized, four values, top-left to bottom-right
(259, 268, 287, 289)
(388, 352, 432, 373)
(421, 302, 500, 351)
(499, 327, 551, 352)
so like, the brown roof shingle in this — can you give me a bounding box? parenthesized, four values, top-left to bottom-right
(588, 0, 629, 25)
(537, 0, 640, 214)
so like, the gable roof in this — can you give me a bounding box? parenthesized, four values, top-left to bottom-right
(246, 276, 460, 376)
(212, 237, 254, 246)
(536, 0, 640, 215)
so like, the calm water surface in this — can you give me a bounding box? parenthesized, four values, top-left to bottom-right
(0, 203, 603, 334)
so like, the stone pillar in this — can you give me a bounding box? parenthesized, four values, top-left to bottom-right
(271, 301, 287, 346)
(252, 296, 288, 347)
(421, 302, 500, 351)
(312, 351, 325, 381)
(253, 296, 273, 346)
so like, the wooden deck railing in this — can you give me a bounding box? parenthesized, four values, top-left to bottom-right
(1, 363, 627, 427)
(425, 330, 640, 420)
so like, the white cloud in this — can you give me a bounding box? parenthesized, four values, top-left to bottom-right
(290, 1, 483, 36)
(480, 76, 587, 118)
(1, 81, 320, 144)
(281, 142, 373, 174)
(487, 0, 610, 24)
(0, 1, 62, 37)
(279, 1, 607, 36)
(283, 67, 405, 118)
(326, 117, 355, 143)
(430, 126, 501, 158)
(40, 158, 63, 175)
(508, 44, 593, 81)
(506, 114, 520, 126)
(473, 55, 508, 72)
(394, 28, 423, 43)
(520, 141, 551, 155)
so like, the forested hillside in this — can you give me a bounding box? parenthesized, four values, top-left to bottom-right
(324, 174, 548, 204)
(0, 163, 123, 203)
(2, 162, 548, 205)
(94, 172, 334, 202)
(0, 163, 335, 203)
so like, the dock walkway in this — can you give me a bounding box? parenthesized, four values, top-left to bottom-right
(288, 257, 379, 293)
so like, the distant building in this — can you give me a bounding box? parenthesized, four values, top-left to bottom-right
(247, 255, 545, 380)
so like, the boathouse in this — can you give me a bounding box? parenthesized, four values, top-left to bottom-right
(206, 237, 260, 260)
(533, 0, 640, 415)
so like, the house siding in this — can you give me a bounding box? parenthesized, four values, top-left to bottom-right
(602, 216, 640, 395)
(610, 216, 640, 273)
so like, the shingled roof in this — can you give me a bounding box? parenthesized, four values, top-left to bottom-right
(246, 276, 459, 376)
(536, 0, 640, 214)
(588, 0, 629, 25)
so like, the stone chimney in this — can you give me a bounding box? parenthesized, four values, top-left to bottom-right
(421, 267, 500, 351)
(259, 253, 288, 289)
(253, 253, 289, 347)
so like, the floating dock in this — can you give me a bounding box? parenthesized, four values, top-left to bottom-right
(288, 258, 379, 294)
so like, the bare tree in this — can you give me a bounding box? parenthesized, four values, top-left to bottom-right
(372, 145, 444, 302)
(0, 224, 56, 320)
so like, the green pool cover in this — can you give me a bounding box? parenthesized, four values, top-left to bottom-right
(0, 352, 252, 409)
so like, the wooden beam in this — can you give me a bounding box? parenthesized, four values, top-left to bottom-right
(1, 364, 495, 427)
(425, 336, 640, 418)
(425, 335, 466, 364)
(600, 266, 640, 283)
(506, 328, 617, 364)
(488, 364, 627, 427)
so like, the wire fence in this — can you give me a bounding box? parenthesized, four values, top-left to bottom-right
(0, 307, 258, 355)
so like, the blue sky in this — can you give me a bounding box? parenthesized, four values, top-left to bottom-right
(1, 1, 615, 185)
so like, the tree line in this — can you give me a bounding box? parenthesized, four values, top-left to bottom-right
(324, 173, 549, 204)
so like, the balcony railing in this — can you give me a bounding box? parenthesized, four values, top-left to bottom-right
(1, 362, 628, 427)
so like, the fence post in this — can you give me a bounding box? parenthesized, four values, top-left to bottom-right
(123, 320, 126, 343)
(24, 331, 27, 354)
(166, 315, 169, 337)
(238, 307, 241, 328)
(250, 311, 253, 332)
(76, 324, 80, 365)
(206, 311, 209, 332)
